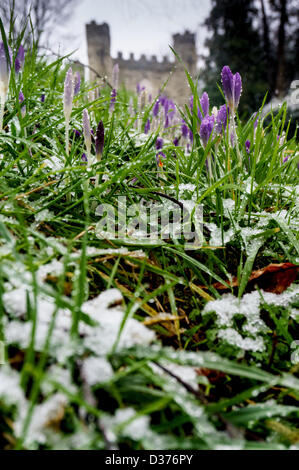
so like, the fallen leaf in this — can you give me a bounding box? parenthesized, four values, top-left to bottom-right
(198, 263, 298, 294)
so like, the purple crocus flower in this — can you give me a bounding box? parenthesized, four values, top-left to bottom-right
(41, 94, 45, 103)
(245, 140, 251, 154)
(159, 95, 167, 107)
(215, 104, 229, 134)
(189, 95, 194, 111)
(189, 128, 194, 142)
(164, 115, 170, 129)
(144, 118, 150, 134)
(168, 100, 176, 119)
(19, 91, 24, 103)
(74, 71, 81, 95)
(163, 98, 170, 115)
(63, 67, 74, 121)
(83, 109, 91, 154)
(110, 88, 117, 110)
(81, 153, 88, 164)
(153, 99, 160, 117)
(19, 91, 26, 118)
(156, 137, 164, 150)
(15, 45, 25, 74)
(95, 120, 105, 160)
(221, 66, 242, 112)
(283, 155, 290, 164)
(200, 115, 215, 148)
(73, 128, 81, 138)
(173, 137, 179, 147)
(181, 120, 189, 138)
(199, 92, 209, 120)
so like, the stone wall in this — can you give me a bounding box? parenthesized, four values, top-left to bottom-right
(86, 21, 197, 106)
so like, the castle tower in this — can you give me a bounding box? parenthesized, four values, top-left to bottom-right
(85, 21, 197, 105)
(86, 21, 112, 82)
(172, 30, 197, 77)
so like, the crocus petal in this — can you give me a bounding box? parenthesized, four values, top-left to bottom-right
(95, 120, 105, 158)
(200, 92, 209, 117)
(144, 119, 150, 134)
(63, 67, 74, 121)
(83, 109, 91, 153)
(221, 66, 234, 107)
(155, 137, 164, 150)
(15, 45, 25, 73)
(200, 115, 215, 148)
(153, 99, 160, 117)
(233, 72, 242, 109)
(222, 66, 242, 111)
(216, 104, 229, 134)
(74, 71, 81, 95)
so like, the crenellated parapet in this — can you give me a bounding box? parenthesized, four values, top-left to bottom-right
(112, 51, 173, 72)
(85, 21, 197, 105)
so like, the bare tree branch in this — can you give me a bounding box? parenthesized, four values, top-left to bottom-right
(0, 0, 79, 46)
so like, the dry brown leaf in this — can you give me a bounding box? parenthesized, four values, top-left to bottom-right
(199, 263, 298, 294)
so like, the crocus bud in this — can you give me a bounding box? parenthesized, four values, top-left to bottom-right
(144, 118, 150, 134)
(221, 66, 242, 112)
(164, 115, 170, 129)
(73, 128, 81, 138)
(74, 71, 81, 95)
(215, 104, 229, 134)
(245, 140, 251, 154)
(156, 137, 164, 150)
(199, 92, 209, 119)
(81, 153, 88, 165)
(83, 109, 91, 155)
(253, 112, 259, 130)
(41, 93, 45, 103)
(19, 91, 26, 118)
(15, 45, 25, 74)
(153, 99, 160, 118)
(112, 63, 119, 90)
(200, 115, 215, 148)
(0, 41, 12, 99)
(181, 120, 189, 139)
(110, 88, 117, 110)
(95, 120, 104, 161)
(63, 67, 74, 122)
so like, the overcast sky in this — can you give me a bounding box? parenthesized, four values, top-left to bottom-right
(54, 0, 211, 66)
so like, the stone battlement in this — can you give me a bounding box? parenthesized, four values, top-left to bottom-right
(86, 21, 197, 105)
(114, 51, 173, 71)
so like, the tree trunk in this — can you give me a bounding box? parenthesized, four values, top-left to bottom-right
(260, 0, 274, 95)
(275, 0, 287, 97)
